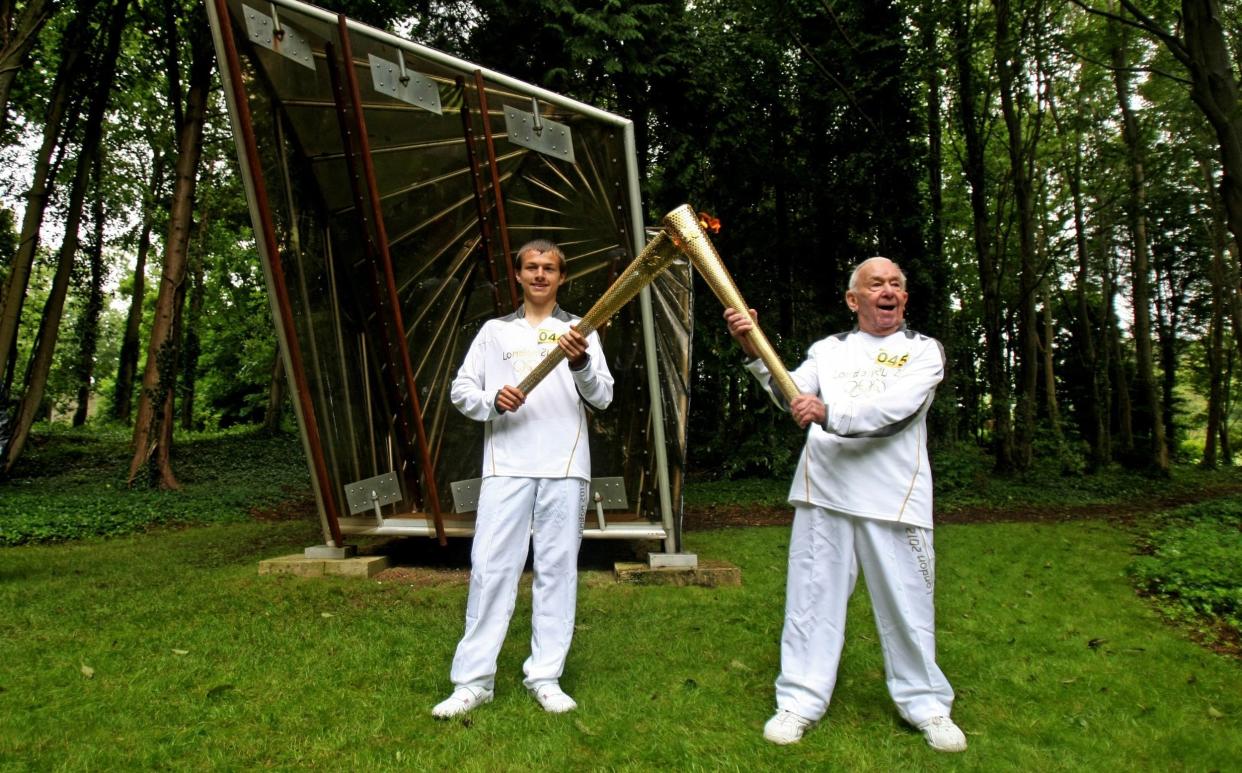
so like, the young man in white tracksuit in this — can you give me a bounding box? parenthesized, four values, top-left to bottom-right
(724, 256, 967, 752)
(433, 239, 613, 718)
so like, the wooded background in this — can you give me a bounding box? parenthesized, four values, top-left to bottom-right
(0, 0, 1238, 486)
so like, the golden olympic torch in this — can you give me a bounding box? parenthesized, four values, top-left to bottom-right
(661, 207, 802, 403)
(515, 220, 683, 396)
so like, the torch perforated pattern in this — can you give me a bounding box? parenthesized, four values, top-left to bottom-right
(516, 229, 681, 395)
(661, 207, 801, 402)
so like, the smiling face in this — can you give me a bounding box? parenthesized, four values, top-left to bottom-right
(846, 258, 908, 335)
(516, 247, 566, 308)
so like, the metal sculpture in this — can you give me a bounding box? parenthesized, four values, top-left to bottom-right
(205, 0, 693, 551)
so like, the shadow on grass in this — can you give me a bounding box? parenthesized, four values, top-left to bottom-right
(359, 534, 654, 588)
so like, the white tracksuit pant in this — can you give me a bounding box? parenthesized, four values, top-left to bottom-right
(775, 506, 955, 726)
(450, 476, 588, 691)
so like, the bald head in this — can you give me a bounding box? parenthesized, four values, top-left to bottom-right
(845, 256, 909, 336)
(848, 256, 906, 292)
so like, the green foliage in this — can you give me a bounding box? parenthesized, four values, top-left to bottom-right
(1131, 497, 1242, 636)
(930, 440, 1239, 511)
(0, 424, 310, 545)
(682, 476, 788, 508)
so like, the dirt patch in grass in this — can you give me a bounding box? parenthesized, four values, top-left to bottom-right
(248, 491, 317, 521)
(374, 565, 470, 586)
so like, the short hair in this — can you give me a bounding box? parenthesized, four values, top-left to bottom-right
(514, 239, 567, 274)
(848, 256, 907, 292)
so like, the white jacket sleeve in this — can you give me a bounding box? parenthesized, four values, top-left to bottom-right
(745, 346, 820, 410)
(450, 326, 500, 422)
(569, 330, 614, 411)
(823, 339, 943, 437)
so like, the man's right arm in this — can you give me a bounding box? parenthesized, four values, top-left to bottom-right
(728, 307, 821, 412)
(451, 326, 503, 422)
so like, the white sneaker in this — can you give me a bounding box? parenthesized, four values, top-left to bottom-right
(918, 715, 967, 752)
(763, 710, 814, 745)
(431, 685, 493, 719)
(530, 683, 577, 713)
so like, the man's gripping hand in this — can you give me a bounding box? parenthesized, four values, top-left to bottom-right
(790, 394, 826, 429)
(558, 328, 590, 370)
(495, 385, 526, 414)
(723, 308, 760, 359)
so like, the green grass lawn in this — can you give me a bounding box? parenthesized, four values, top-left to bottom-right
(1, 516, 1239, 770)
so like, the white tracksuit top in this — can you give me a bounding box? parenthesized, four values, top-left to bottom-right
(747, 325, 944, 528)
(451, 304, 614, 482)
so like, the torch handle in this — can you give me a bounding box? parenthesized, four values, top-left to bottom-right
(515, 230, 680, 396)
(659, 208, 802, 404)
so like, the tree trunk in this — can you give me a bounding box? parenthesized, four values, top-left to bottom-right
(1106, 250, 1132, 456)
(1040, 281, 1062, 439)
(1220, 347, 1234, 465)
(71, 151, 107, 426)
(1153, 254, 1188, 461)
(1069, 124, 1107, 467)
(1202, 156, 1232, 468)
(113, 147, 164, 422)
(0, 0, 57, 139)
(920, 0, 957, 446)
(261, 351, 286, 435)
(1, 0, 126, 472)
(953, 0, 1013, 470)
(995, 0, 1041, 469)
(1179, 0, 1242, 305)
(1117, 0, 1242, 348)
(1111, 33, 1168, 473)
(178, 245, 204, 431)
(127, 20, 212, 488)
(1203, 245, 1226, 468)
(0, 0, 99, 398)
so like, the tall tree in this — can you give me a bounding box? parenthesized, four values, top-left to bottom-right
(71, 149, 106, 426)
(113, 146, 164, 422)
(2, 0, 128, 471)
(995, 0, 1046, 468)
(260, 352, 285, 435)
(1084, 0, 1242, 344)
(0, 0, 58, 139)
(178, 237, 203, 430)
(1105, 245, 1135, 455)
(127, 5, 212, 487)
(0, 0, 100, 401)
(952, 0, 1015, 470)
(1054, 73, 1111, 467)
(1110, 25, 1169, 472)
(1201, 159, 1231, 467)
(916, 0, 962, 445)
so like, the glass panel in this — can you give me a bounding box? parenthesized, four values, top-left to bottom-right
(214, 0, 691, 533)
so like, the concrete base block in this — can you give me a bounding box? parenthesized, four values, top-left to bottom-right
(614, 559, 741, 587)
(259, 554, 390, 579)
(648, 552, 698, 569)
(304, 544, 357, 559)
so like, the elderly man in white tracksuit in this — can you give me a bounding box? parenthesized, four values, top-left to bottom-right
(432, 239, 613, 719)
(725, 256, 966, 752)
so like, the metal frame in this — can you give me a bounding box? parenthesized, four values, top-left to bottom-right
(208, 0, 344, 547)
(204, 0, 681, 552)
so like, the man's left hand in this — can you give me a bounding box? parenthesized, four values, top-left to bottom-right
(559, 328, 590, 369)
(790, 394, 826, 429)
